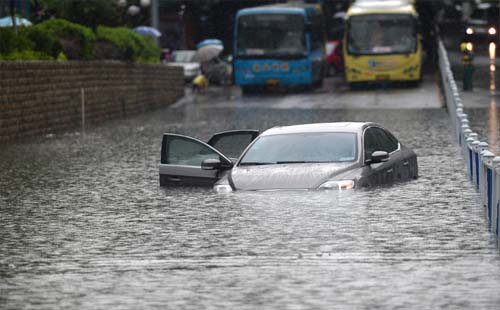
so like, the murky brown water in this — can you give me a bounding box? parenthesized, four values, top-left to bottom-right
(1, 97, 500, 309)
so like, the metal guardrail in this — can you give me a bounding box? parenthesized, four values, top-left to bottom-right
(438, 39, 500, 243)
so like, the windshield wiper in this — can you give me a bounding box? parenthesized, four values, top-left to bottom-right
(239, 162, 273, 166)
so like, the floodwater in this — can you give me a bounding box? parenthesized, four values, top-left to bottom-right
(1, 86, 500, 309)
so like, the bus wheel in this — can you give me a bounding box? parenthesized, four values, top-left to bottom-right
(314, 78, 324, 88)
(349, 82, 360, 90)
(241, 86, 257, 95)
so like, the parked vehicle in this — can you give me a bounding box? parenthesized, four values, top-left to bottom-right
(233, 2, 327, 93)
(463, 2, 499, 45)
(159, 122, 418, 191)
(344, 0, 422, 86)
(166, 50, 201, 82)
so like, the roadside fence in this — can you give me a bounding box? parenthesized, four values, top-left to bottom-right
(438, 39, 500, 244)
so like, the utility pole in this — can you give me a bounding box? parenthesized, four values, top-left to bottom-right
(151, 0, 159, 46)
(9, 0, 17, 35)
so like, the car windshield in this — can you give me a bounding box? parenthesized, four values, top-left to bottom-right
(470, 5, 499, 23)
(172, 51, 196, 62)
(347, 14, 416, 55)
(236, 13, 307, 58)
(239, 132, 358, 165)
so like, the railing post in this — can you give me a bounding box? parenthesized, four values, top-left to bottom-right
(472, 140, 481, 188)
(478, 142, 489, 197)
(481, 150, 495, 224)
(492, 157, 500, 242)
(459, 115, 469, 146)
(463, 128, 472, 159)
(466, 137, 475, 180)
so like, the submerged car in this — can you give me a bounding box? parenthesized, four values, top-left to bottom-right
(159, 122, 418, 191)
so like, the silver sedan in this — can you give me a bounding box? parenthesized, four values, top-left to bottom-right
(159, 122, 418, 191)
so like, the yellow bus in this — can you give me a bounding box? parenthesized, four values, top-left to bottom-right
(343, 0, 422, 87)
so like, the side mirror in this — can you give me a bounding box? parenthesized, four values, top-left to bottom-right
(366, 151, 389, 165)
(201, 158, 233, 170)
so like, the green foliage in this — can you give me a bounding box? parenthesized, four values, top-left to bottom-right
(133, 35, 161, 64)
(0, 27, 34, 54)
(31, 0, 124, 29)
(23, 26, 62, 58)
(95, 26, 160, 63)
(0, 17, 159, 63)
(35, 19, 95, 60)
(0, 50, 53, 61)
(95, 26, 139, 61)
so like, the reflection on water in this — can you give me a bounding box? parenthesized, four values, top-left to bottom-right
(1, 107, 500, 309)
(489, 43, 498, 152)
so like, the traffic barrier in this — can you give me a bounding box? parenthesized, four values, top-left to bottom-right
(438, 40, 500, 245)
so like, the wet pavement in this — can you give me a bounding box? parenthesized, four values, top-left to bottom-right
(2, 66, 500, 309)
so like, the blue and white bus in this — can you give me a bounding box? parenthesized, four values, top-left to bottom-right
(233, 2, 326, 93)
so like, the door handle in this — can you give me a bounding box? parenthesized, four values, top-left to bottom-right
(403, 161, 409, 166)
(386, 168, 393, 174)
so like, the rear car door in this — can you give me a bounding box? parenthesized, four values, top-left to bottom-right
(207, 130, 259, 161)
(159, 134, 232, 187)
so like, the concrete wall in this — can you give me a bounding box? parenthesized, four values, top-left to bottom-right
(0, 61, 184, 143)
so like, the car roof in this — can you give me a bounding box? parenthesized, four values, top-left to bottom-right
(260, 122, 376, 136)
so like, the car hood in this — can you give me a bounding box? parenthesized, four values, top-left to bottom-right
(230, 162, 356, 191)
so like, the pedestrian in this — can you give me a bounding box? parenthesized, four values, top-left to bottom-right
(162, 48, 172, 64)
(460, 42, 474, 91)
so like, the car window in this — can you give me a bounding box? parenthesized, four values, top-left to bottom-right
(208, 131, 259, 159)
(363, 128, 378, 160)
(372, 127, 398, 153)
(165, 136, 222, 166)
(239, 132, 357, 164)
(172, 51, 195, 62)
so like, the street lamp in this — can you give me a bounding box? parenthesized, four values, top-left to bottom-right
(127, 5, 140, 16)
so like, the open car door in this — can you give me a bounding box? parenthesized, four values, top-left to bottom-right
(159, 134, 233, 187)
(207, 130, 260, 161)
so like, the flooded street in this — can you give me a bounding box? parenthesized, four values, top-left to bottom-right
(1, 77, 500, 309)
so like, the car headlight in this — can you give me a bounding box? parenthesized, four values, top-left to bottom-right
(466, 27, 474, 35)
(318, 180, 355, 190)
(214, 184, 233, 193)
(489, 27, 497, 35)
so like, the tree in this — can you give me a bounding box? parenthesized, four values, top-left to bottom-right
(30, 0, 130, 29)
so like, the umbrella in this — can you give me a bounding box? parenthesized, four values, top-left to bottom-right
(193, 44, 223, 62)
(0, 16, 32, 27)
(196, 39, 223, 49)
(133, 26, 161, 37)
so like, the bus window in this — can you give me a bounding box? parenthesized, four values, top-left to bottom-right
(236, 14, 306, 58)
(347, 14, 417, 55)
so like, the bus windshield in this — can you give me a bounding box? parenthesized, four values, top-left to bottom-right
(347, 14, 416, 55)
(236, 13, 307, 59)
